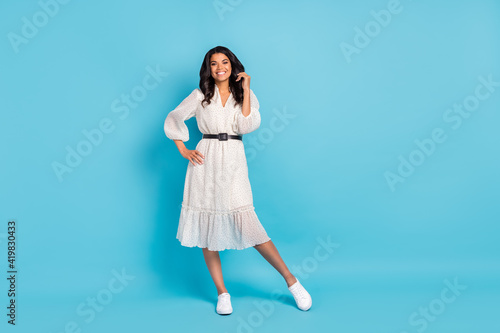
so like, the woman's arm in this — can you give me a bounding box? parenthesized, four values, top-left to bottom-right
(164, 89, 205, 165)
(164, 89, 199, 142)
(233, 72, 261, 134)
(237, 72, 251, 118)
(241, 89, 251, 118)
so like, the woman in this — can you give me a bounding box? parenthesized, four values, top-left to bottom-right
(164, 46, 312, 315)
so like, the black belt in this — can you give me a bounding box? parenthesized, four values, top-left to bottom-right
(203, 133, 242, 141)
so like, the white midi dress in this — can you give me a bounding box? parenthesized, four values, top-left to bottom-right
(164, 85, 271, 251)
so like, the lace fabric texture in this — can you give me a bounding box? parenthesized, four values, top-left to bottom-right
(164, 86, 270, 251)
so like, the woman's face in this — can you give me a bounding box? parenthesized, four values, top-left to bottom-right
(210, 53, 232, 84)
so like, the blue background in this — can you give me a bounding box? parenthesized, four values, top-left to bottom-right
(1, 0, 499, 332)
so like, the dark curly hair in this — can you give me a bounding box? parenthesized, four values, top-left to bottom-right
(199, 46, 245, 108)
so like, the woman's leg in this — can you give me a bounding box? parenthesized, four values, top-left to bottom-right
(253, 240, 297, 287)
(202, 247, 228, 295)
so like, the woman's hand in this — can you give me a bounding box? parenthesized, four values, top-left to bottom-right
(236, 72, 251, 92)
(180, 148, 204, 165)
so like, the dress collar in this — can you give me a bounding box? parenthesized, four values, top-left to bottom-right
(214, 84, 232, 108)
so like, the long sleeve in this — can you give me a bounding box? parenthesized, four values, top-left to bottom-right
(232, 89, 261, 135)
(164, 89, 200, 142)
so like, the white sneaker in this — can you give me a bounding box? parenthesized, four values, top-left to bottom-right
(288, 278, 312, 311)
(216, 292, 233, 315)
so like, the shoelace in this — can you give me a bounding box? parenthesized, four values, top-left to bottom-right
(292, 284, 309, 300)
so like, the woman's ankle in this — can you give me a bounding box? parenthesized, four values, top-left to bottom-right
(217, 289, 228, 295)
(284, 274, 297, 287)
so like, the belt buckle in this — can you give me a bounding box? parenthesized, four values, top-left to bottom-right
(218, 133, 228, 141)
